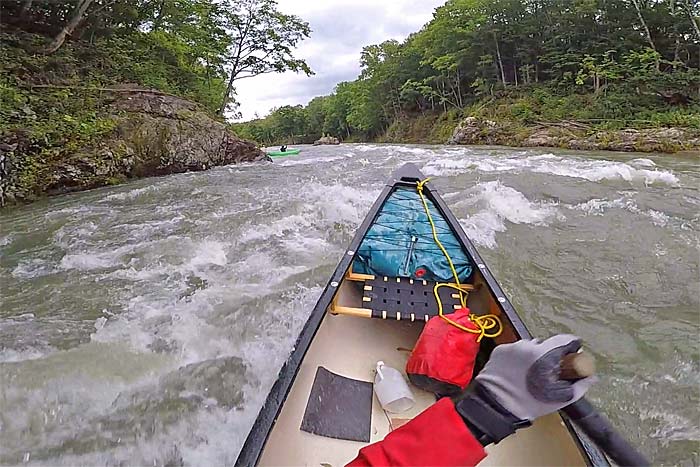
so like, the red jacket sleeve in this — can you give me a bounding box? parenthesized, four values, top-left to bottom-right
(346, 397, 486, 467)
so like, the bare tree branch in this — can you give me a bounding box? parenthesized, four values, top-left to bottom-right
(682, 0, 700, 39)
(42, 0, 94, 54)
(630, 0, 660, 69)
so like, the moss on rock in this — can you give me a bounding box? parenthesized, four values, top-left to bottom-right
(1, 92, 267, 207)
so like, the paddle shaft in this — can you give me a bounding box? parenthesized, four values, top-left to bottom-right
(559, 353, 649, 466)
(564, 399, 649, 466)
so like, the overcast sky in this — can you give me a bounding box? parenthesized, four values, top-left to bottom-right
(234, 0, 444, 121)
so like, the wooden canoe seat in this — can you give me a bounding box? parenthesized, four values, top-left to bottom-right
(331, 271, 474, 322)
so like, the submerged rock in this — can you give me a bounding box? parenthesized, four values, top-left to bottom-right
(0, 91, 268, 206)
(313, 135, 341, 145)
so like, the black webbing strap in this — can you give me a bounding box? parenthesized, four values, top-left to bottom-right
(455, 383, 531, 446)
(362, 276, 463, 321)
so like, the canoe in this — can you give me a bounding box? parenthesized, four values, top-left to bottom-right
(267, 148, 301, 157)
(236, 163, 607, 467)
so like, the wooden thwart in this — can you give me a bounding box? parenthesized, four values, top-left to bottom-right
(332, 306, 372, 319)
(345, 264, 375, 282)
(348, 271, 375, 281)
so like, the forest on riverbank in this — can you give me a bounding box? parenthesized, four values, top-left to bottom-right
(0, 0, 311, 204)
(234, 0, 700, 149)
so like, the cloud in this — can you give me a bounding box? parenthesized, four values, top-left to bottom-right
(233, 0, 443, 120)
(258, 69, 356, 101)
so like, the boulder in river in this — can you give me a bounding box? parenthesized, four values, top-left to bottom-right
(313, 135, 341, 145)
(0, 91, 268, 206)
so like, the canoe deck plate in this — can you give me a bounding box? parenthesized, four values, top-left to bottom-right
(300, 366, 373, 442)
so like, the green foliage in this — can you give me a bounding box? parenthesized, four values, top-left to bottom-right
(0, 0, 315, 204)
(0, 0, 312, 117)
(233, 105, 308, 144)
(380, 109, 462, 144)
(0, 27, 226, 165)
(344, 80, 384, 137)
(217, 0, 312, 115)
(245, 0, 699, 143)
(269, 105, 308, 140)
(459, 86, 700, 130)
(400, 79, 436, 111)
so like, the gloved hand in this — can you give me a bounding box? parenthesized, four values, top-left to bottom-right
(454, 334, 597, 446)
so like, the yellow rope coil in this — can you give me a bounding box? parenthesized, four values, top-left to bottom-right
(416, 179, 502, 342)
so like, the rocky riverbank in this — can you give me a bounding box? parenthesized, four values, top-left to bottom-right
(378, 112, 700, 155)
(0, 91, 268, 207)
(448, 117, 700, 153)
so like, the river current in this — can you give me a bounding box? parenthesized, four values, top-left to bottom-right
(1, 144, 698, 465)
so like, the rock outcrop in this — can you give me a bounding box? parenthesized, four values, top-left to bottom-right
(448, 116, 700, 153)
(113, 92, 267, 175)
(0, 91, 267, 206)
(566, 127, 700, 152)
(313, 135, 340, 145)
(522, 128, 560, 148)
(447, 117, 502, 145)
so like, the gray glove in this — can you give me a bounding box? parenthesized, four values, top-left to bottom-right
(455, 334, 597, 445)
(476, 334, 596, 420)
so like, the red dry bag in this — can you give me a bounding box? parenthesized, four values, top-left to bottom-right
(406, 307, 480, 396)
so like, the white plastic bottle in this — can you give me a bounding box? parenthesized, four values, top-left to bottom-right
(374, 361, 415, 413)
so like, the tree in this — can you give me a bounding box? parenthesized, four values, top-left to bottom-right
(575, 51, 623, 94)
(344, 80, 384, 137)
(268, 105, 307, 142)
(400, 79, 435, 111)
(42, 0, 94, 54)
(678, 0, 700, 40)
(306, 96, 328, 140)
(218, 0, 313, 115)
(629, 0, 660, 70)
(238, 0, 700, 142)
(323, 84, 352, 137)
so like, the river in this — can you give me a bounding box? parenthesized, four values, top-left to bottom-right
(1, 144, 698, 466)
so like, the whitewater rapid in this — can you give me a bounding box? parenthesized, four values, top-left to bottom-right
(1, 144, 698, 465)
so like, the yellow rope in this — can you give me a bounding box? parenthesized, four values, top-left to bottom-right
(416, 179, 464, 305)
(416, 179, 502, 342)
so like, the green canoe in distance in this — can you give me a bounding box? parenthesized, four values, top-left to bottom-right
(267, 149, 301, 157)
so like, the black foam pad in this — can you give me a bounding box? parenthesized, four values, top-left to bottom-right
(300, 366, 373, 442)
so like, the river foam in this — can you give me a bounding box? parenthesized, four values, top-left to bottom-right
(1, 144, 697, 465)
(456, 181, 561, 248)
(0, 177, 375, 464)
(422, 152, 679, 185)
(571, 197, 671, 227)
(239, 182, 377, 245)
